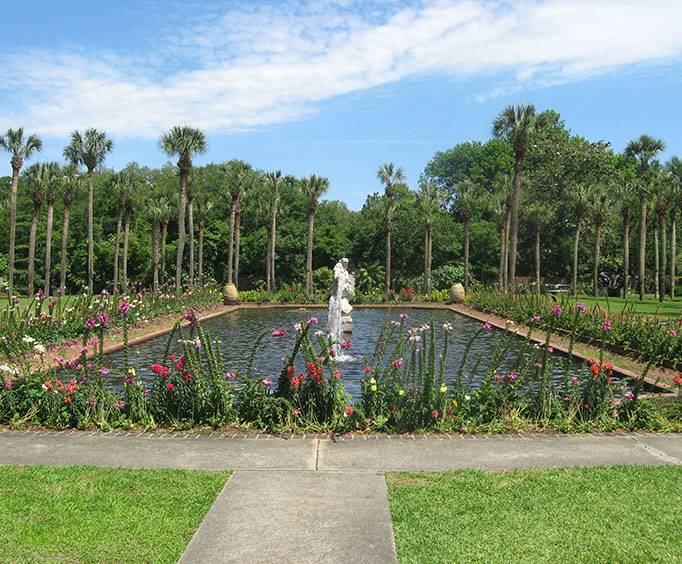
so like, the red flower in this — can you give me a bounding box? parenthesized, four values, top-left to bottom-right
(166, 382, 175, 391)
(175, 356, 186, 370)
(590, 363, 600, 376)
(63, 396, 72, 404)
(673, 375, 682, 386)
(333, 370, 341, 378)
(182, 371, 191, 382)
(363, 366, 371, 373)
(345, 406, 354, 416)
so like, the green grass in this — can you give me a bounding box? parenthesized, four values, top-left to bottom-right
(388, 465, 682, 563)
(566, 294, 682, 319)
(0, 465, 230, 563)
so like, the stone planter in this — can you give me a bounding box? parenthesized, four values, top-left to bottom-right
(223, 282, 239, 304)
(449, 283, 465, 303)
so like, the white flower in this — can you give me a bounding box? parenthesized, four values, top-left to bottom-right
(33, 344, 46, 355)
(0, 364, 19, 375)
(442, 322, 453, 332)
(22, 336, 36, 344)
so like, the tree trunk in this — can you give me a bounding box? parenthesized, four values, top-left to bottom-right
(87, 168, 94, 295)
(152, 219, 160, 292)
(27, 208, 40, 297)
(463, 218, 470, 292)
(623, 217, 630, 298)
(507, 157, 524, 292)
(498, 224, 506, 291)
(305, 208, 315, 295)
(8, 168, 19, 296)
(175, 169, 188, 291)
(659, 212, 667, 302)
(639, 197, 647, 300)
(572, 219, 582, 296)
(424, 223, 432, 294)
(161, 221, 168, 287)
(234, 208, 241, 288)
(188, 198, 195, 287)
(385, 226, 392, 292)
(113, 213, 122, 293)
(198, 221, 204, 282)
(122, 215, 130, 293)
(503, 206, 511, 291)
(266, 225, 272, 292)
(44, 201, 54, 296)
(59, 205, 71, 296)
(535, 226, 541, 291)
(654, 223, 659, 300)
(671, 214, 677, 299)
(270, 213, 277, 291)
(593, 223, 602, 297)
(227, 197, 237, 284)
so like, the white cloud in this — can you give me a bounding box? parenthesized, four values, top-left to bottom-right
(2, 0, 682, 138)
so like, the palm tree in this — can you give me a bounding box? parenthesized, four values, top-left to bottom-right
(195, 195, 213, 282)
(112, 173, 133, 293)
(624, 134, 666, 300)
(59, 164, 82, 296)
(42, 162, 62, 296)
(613, 159, 639, 297)
(0, 128, 42, 295)
(224, 160, 252, 285)
(453, 180, 484, 292)
(23, 164, 48, 296)
(265, 170, 284, 291)
(418, 178, 445, 293)
(234, 172, 257, 287)
(148, 195, 170, 292)
(63, 129, 113, 294)
(159, 126, 207, 291)
(121, 175, 135, 294)
(299, 175, 330, 295)
(524, 202, 554, 292)
(587, 184, 613, 297)
(160, 200, 174, 288)
(492, 174, 512, 291)
(186, 172, 198, 286)
(667, 157, 682, 298)
(492, 104, 539, 292)
(569, 184, 591, 296)
(652, 172, 674, 302)
(377, 162, 406, 292)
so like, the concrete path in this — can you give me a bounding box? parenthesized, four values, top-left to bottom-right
(2, 430, 681, 563)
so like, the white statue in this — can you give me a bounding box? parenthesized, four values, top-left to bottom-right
(329, 258, 355, 341)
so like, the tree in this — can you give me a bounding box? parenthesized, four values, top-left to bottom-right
(492, 104, 540, 291)
(613, 156, 639, 297)
(0, 128, 42, 295)
(417, 178, 445, 293)
(121, 174, 135, 293)
(23, 163, 48, 296)
(112, 173, 133, 293)
(63, 129, 113, 294)
(569, 184, 591, 296)
(186, 172, 197, 286)
(667, 157, 682, 298)
(148, 194, 170, 292)
(377, 162, 406, 292)
(42, 162, 62, 295)
(299, 175, 330, 295)
(223, 160, 252, 286)
(59, 164, 82, 295)
(452, 179, 484, 291)
(159, 126, 206, 291)
(264, 170, 284, 291)
(195, 195, 213, 282)
(491, 174, 512, 290)
(651, 171, 674, 302)
(524, 201, 554, 291)
(624, 134, 666, 300)
(587, 184, 613, 297)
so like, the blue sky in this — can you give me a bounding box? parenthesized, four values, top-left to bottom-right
(2, 0, 682, 209)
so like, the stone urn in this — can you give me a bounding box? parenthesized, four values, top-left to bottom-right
(449, 283, 465, 303)
(223, 282, 239, 304)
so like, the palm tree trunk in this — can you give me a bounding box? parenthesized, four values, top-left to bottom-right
(175, 169, 188, 291)
(152, 219, 160, 292)
(227, 198, 237, 284)
(59, 205, 71, 296)
(507, 157, 523, 292)
(266, 225, 272, 292)
(654, 223, 660, 300)
(424, 224, 431, 294)
(503, 207, 511, 291)
(593, 223, 602, 297)
(572, 219, 582, 296)
(113, 213, 122, 293)
(671, 214, 677, 299)
(234, 208, 241, 287)
(8, 168, 19, 296)
(659, 212, 667, 302)
(188, 198, 195, 287)
(270, 213, 277, 291)
(198, 221, 204, 282)
(87, 168, 95, 295)
(27, 208, 40, 297)
(122, 215, 130, 293)
(623, 217, 630, 298)
(463, 218, 470, 292)
(161, 221, 168, 288)
(305, 208, 315, 295)
(639, 197, 647, 300)
(535, 226, 541, 291)
(386, 226, 392, 292)
(44, 202, 54, 296)
(498, 224, 506, 291)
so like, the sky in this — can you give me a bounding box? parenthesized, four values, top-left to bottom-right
(2, 0, 682, 210)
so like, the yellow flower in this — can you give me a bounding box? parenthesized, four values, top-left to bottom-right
(371, 384, 378, 392)
(452, 399, 458, 408)
(398, 389, 405, 396)
(369, 377, 376, 385)
(439, 384, 447, 393)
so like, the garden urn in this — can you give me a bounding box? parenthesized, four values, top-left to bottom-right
(449, 283, 465, 303)
(223, 282, 239, 304)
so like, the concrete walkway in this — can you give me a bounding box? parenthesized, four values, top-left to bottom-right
(2, 430, 681, 563)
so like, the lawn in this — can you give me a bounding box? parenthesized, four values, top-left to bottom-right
(387, 465, 682, 563)
(0, 465, 230, 563)
(566, 294, 682, 319)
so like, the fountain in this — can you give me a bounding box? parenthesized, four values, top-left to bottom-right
(328, 258, 355, 353)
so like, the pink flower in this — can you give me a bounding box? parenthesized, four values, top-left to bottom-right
(483, 321, 492, 331)
(399, 313, 408, 319)
(551, 305, 562, 317)
(262, 378, 273, 387)
(624, 391, 635, 400)
(115, 400, 125, 409)
(340, 340, 352, 350)
(183, 309, 197, 325)
(225, 371, 238, 380)
(119, 300, 131, 316)
(3, 379, 12, 389)
(576, 302, 586, 314)
(96, 312, 109, 327)
(307, 317, 319, 325)
(504, 372, 518, 383)
(668, 330, 678, 338)
(98, 367, 110, 375)
(601, 320, 612, 332)
(392, 358, 403, 368)
(431, 409, 439, 419)
(85, 317, 96, 330)
(271, 327, 287, 337)
(531, 315, 542, 322)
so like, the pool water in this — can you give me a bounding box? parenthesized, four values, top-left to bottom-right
(101, 307, 592, 398)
